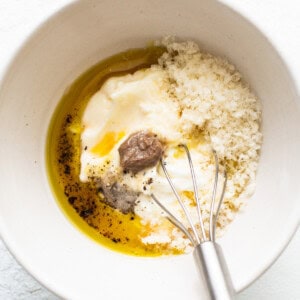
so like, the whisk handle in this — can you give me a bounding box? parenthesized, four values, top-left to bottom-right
(193, 241, 234, 300)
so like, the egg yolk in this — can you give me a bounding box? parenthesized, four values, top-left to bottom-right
(91, 131, 125, 156)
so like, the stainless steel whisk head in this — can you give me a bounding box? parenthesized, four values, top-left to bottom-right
(151, 144, 227, 246)
(151, 144, 234, 300)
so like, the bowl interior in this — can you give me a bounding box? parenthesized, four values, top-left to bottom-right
(0, 1, 299, 299)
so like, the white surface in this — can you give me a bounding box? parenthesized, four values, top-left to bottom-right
(0, 0, 299, 299)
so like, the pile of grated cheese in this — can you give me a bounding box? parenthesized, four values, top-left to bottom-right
(157, 37, 262, 202)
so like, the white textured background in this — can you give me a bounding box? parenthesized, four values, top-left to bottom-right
(0, 1, 299, 299)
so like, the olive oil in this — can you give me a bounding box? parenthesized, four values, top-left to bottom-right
(46, 46, 182, 256)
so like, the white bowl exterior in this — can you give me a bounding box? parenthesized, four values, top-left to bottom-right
(0, 1, 299, 299)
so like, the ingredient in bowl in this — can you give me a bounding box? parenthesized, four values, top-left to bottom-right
(119, 131, 164, 173)
(96, 175, 139, 214)
(47, 38, 262, 256)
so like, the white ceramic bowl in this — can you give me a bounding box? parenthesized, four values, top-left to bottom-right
(0, 1, 299, 299)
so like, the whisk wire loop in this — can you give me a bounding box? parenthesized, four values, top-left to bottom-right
(209, 150, 219, 241)
(151, 193, 197, 246)
(160, 158, 201, 245)
(211, 171, 227, 241)
(180, 144, 207, 242)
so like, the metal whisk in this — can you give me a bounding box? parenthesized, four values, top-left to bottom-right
(151, 144, 234, 300)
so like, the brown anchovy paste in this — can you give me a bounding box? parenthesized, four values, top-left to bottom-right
(95, 176, 140, 214)
(46, 46, 182, 256)
(119, 131, 164, 174)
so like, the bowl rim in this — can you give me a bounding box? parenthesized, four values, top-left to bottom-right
(0, 0, 299, 298)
